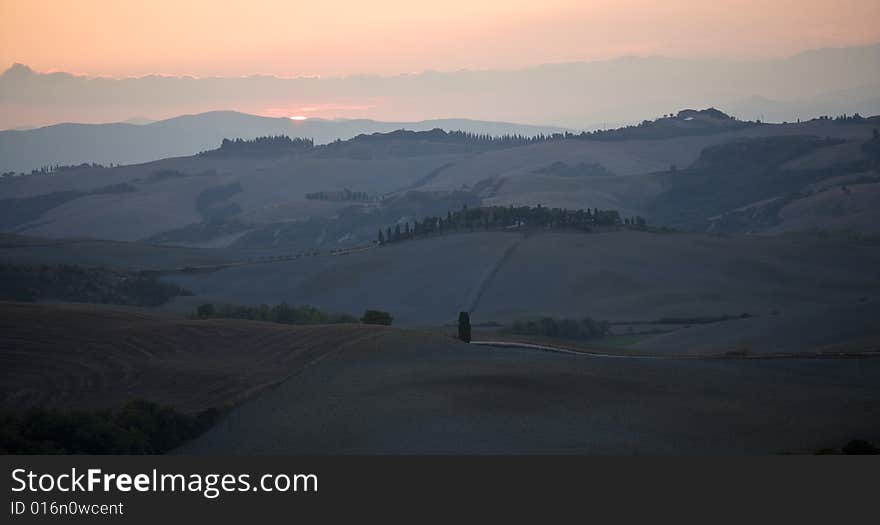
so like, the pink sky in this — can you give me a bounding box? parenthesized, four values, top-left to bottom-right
(2, 0, 879, 78)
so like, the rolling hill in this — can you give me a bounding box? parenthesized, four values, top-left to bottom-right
(0, 111, 569, 173)
(1, 110, 877, 247)
(180, 327, 880, 454)
(3, 301, 878, 454)
(0, 301, 382, 413)
(155, 230, 880, 356)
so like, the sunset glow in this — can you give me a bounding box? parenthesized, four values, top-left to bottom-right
(1, 0, 879, 128)
(2, 0, 879, 78)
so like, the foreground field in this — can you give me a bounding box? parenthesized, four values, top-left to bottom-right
(3, 303, 878, 454)
(0, 302, 382, 413)
(181, 328, 880, 455)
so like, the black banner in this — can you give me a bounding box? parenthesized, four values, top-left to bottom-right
(1, 456, 874, 523)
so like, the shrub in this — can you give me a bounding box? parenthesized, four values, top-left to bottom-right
(841, 439, 880, 455)
(0, 400, 221, 454)
(361, 310, 393, 326)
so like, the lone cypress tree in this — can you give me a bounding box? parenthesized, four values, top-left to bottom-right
(458, 311, 471, 343)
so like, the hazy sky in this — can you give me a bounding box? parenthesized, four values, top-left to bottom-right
(2, 0, 880, 78)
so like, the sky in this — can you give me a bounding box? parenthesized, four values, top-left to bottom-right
(2, 0, 880, 78)
(1, 0, 879, 129)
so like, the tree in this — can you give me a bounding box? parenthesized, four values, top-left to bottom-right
(873, 128, 879, 140)
(842, 439, 879, 455)
(378, 230, 385, 244)
(361, 309, 393, 326)
(458, 311, 471, 343)
(196, 303, 215, 318)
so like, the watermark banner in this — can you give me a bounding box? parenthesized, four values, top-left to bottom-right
(1, 456, 873, 523)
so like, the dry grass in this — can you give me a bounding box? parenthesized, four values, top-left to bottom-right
(0, 302, 384, 413)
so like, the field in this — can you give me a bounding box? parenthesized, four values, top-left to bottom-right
(0, 302, 382, 413)
(180, 327, 880, 455)
(0, 234, 239, 270)
(2, 112, 879, 455)
(2, 302, 878, 455)
(162, 230, 880, 355)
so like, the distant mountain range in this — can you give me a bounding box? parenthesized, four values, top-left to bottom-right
(720, 83, 880, 123)
(0, 112, 570, 173)
(2, 43, 879, 131)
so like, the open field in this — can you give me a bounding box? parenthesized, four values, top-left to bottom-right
(180, 328, 880, 455)
(163, 230, 880, 355)
(0, 234, 240, 270)
(0, 302, 382, 413)
(1, 113, 878, 455)
(3, 302, 878, 455)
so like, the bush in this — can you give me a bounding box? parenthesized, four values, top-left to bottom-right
(841, 439, 880, 455)
(361, 310, 393, 326)
(0, 400, 221, 454)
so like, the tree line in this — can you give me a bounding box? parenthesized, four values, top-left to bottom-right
(1, 162, 110, 178)
(343, 128, 550, 147)
(201, 135, 315, 156)
(305, 188, 373, 202)
(0, 263, 191, 306)
(191, 302, 393, 326)
(378, 204, 646, 245)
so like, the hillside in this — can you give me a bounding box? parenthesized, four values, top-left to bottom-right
(0, 111, 569, 173)
(0, 302, 382, 413)
(1, 112, 877, 245)
(160, 230, 880, 355)
(180, 328, 880, 454)
(3, 302, 878, 455)
(0, 234, 239, 269)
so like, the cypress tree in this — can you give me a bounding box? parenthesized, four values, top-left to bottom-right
(458, 311, 472, 343)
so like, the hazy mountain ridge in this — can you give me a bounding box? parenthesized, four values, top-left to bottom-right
(2, 43, 879, 130)
(0, 112, 569, 173)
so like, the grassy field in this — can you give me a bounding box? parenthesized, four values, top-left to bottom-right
(0, 302, 383, 413)
(180, 327, 880, 455)
(4, 301, 878, 454)
(594, 333, 657, 347)
(162, 230, 880, 355)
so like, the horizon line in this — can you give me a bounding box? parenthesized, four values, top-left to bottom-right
(5, 41, 880, 83)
